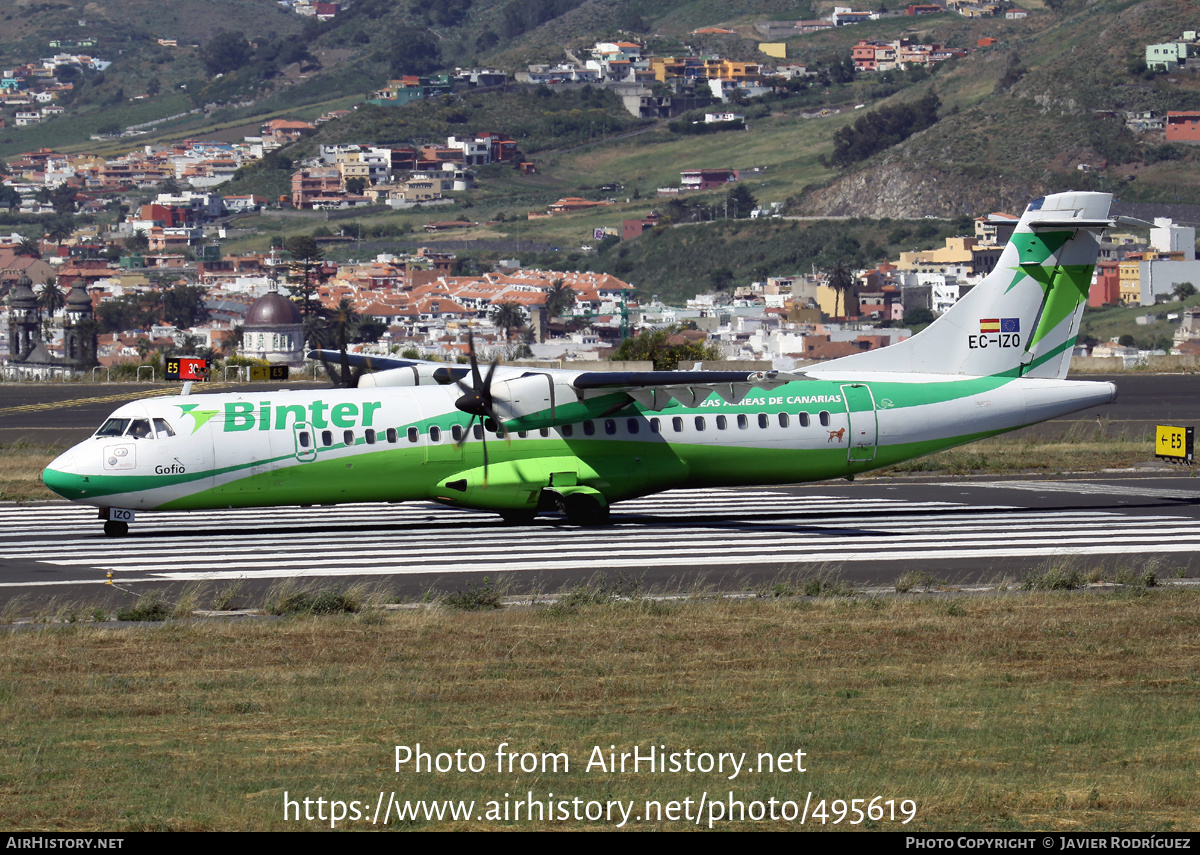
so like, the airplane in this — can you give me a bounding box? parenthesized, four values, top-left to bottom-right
(43, 190, 1120, 537)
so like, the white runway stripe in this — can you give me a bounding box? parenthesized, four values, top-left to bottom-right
(1, 487, 1195, 586)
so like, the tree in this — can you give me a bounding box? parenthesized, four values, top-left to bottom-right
(50, 185, 77, 216)
(545, 279, 576, 317)
(725, 184, 758, 219)
(14, 236, 41, 257)
(161, 284, 210, 330)
(1173, 282, 1196, 302)
(0, 184, 20, 211)
(126, 230, 150, 254)
(491, 301, 526, 340)
(344, 176, 366, 196)
(38, 280, 65, 318)
(826, 261, 856, 319)
(47, 216, 74, 247)
(201, 31, 252, 76)
(285, 235, 327, 320)
(611, 326, 723, 371)
(996, 52, 1026, 93)
(387, 27, 442, 76)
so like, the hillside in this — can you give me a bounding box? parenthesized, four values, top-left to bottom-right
(2, 0, 1199, 228)
(793, 0, 1200, 216)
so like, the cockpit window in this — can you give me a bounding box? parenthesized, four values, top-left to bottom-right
(126, 419, 153, 439)
(153, 418, 175, 438)
(95, 418, 130, 437)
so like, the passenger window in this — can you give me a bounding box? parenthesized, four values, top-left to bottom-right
(452, 424, 464, 442)
(737, 414, 748, 429)
(474, 424, 485, 440)
(153, 418, 175, 438)
(583, 421, 595, 436)
(540, 427, 550, 437)
(778, 413, 789, 428)
(299, 431, 310, 448)
(364, 429, 376, 444)
(562, 424, 573, 437)
(819, 411, 830, 427)
(694, 416, 706, 431)
(343, 429, 355, 446)
(429, 426, 441, 442)
(649, 418, 660, 434)
(626, 419, 639, 434)
(716, 415, 727, 430)
(672, 417, 683, 432)
(321, 430, 333, 447)
(604, 419, 617, 435)
(798, 412, 810, 427)
(758, 413, 769, 429)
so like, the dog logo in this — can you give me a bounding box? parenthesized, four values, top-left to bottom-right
(827, 428, 846, 443)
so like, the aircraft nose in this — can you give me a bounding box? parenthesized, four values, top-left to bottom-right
(42, 450, 91, 501)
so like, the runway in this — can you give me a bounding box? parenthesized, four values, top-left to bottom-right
(3, 473, 1197, 607)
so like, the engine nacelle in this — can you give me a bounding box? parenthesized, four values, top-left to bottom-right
(491, 372, 579, 421)
(358, 364, 449, 388)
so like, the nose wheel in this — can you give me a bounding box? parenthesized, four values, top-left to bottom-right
(104, 520, 129, 537)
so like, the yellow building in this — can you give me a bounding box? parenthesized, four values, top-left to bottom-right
(759, 43, 787, 59)
(897, 236, 977, 271)
(1118, 258, 1142, 304)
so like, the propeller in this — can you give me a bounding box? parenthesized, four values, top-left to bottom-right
(453, 330, 506, 486)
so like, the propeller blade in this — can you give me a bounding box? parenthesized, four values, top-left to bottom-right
(481, 428, 489, 487)
(456, 415, 478, 449)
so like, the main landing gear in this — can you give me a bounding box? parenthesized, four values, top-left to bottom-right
(103, 520, 129, 537)
(495, 489, 612, 527)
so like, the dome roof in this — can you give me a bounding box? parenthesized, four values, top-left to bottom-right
(8, 275, 36, 310)
(245, 291, 302, 327)
(66, 279, 91, 308)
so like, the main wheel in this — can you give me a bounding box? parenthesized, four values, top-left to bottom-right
(562, 493, 610, 527)
(104, 520, 129, 537)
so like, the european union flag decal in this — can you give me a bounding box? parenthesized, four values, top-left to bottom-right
(1001, 317, 1020, 333)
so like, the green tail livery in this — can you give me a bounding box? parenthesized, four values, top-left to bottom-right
(43, 191, 1119, 535)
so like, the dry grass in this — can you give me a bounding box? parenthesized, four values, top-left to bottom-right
(2, 588, 1199, 830)
(878, 438, 1152, 476)
(0, 443, 60, 502)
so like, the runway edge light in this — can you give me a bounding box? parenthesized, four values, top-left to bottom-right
(1155, 424, 1194, 464)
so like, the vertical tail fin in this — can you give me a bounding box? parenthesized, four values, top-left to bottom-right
(823, 191, 1112, 379)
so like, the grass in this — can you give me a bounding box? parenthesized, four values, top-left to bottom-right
(0, 442, 64, 502)
(877, 437, 1152, 476)
(3, 587, 1200, 830)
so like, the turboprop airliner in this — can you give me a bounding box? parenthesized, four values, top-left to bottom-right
(44, 191, 1120, 536)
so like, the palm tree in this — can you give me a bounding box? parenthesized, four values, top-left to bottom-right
(491, 301, 525, 341)
(38, 279, 65, 318)
(826, 261, 856, 320)
(14, 237, 41, 258)
(545, 278, 576, 318)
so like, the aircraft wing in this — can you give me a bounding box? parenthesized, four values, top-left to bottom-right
(308, 347, 809, 422)
(307, 349, 470, 384)
(566, 369, 809, 410)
